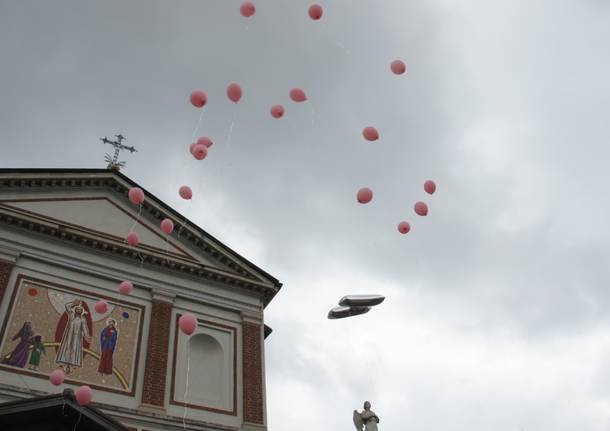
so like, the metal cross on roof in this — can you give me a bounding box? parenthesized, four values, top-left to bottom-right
(100, 134, 137, 170)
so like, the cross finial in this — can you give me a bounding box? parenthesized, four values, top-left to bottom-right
(100, 134, 137, 170)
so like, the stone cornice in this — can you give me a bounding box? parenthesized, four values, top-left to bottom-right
(0, 201, 278, 306)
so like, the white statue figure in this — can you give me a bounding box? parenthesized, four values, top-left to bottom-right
(353, 401, 380, 431)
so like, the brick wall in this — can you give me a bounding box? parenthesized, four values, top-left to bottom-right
(141, 298, 173, 407)
(242, 322, 263, 424)
(0, 260, 15, 307)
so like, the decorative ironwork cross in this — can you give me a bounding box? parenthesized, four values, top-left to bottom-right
(100, 134, 137, 170)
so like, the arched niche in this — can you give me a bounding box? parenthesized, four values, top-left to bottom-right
(172, 321, 235, 414)
(187, 333, 225, 402)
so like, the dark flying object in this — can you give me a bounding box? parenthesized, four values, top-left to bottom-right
(338, 294, 385, 308)
(327, 306, 371, 320)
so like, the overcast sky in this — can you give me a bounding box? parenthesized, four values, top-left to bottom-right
(2, 0, 610, 429)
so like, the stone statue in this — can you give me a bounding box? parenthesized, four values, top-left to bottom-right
(353, 401, 380, 431)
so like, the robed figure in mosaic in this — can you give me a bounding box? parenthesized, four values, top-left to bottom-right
(2, 321, 34, 368)
(55, 300, 92, 374)
(98, 319, 118, 375)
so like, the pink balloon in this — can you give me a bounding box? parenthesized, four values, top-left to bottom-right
(160, 218, 174, 234)
(363, 126, 379, 141)
(240, 1, 255, 17)
(357, 187, 373, 204)
(94, 300, 108, 314)
(119, 281, 134, 295)
(391, 60, 406, 75)
(179, 313, 198, 335)
(126, 231, 140, 246)
(50, 369, 65, 386)
(308, 4, 323, 20)
(227, 83, 243, 104)
(271, 104, 285, 119)
(128, 187, 144, 205)
(289, 88, 307, 102)
(75, 386, 93, 406)
(190, 90, 207, 108)
(424, 180, 436, 195)
(414, 201, 428, 216)
(192, 144, 208, 160)
(197, 136, 213, 148)
(179, 185, 192, 200)
(189, 143, 197, 155)
(398, 221, 411, 234)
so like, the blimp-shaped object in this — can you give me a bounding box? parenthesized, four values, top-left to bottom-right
(338, 294, 385, 308)
(327, 306, 371, 320)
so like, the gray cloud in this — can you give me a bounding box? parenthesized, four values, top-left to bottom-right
(2, 0, 610, 429)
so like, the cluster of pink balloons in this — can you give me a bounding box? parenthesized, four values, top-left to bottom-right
(269, 88, 308, 120)
(49, 369, 92, 405)
(125, 187, 145, 245)
(239, 2, 322, 21)
(413, 180, 436, 217)
(190, 80, 309, 120)
(357, 180, 437, 235)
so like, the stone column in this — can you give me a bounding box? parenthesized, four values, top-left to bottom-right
(241, 311, 266, 431)
(141, 289, 175, 409)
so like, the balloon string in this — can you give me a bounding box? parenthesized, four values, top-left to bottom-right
(182, 338, 191, 430)
(225, 109, 237, 149)
(128, 204, 142, 234)
(191, 108, 205, 139)
(164, 236, 171, 265)
(333, 40, 351, 55)
(176, 213, 190, 240)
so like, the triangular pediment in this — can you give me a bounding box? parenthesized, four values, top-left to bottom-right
(0, 169, 281, 305)
(2, 197, 194, 259)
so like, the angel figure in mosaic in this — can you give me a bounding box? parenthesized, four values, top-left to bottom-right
(353, 401, 380, 431)
(55, 300, 92, 374)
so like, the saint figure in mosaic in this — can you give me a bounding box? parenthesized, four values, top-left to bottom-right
(55, 300, 92, 374)
(28, 335, 46, 371)
(98, 319, 118, 375)
(2, 321, 34, 368)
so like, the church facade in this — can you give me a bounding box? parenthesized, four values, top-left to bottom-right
(0, 168, 281, 431)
